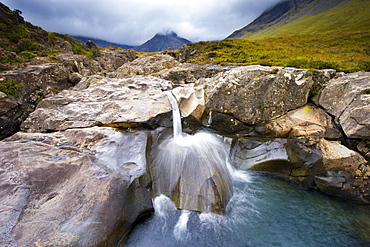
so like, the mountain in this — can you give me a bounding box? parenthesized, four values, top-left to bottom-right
(70, 35, 134, 50)
(133, 31, 191, 52)
(227, 0, 367, 39)
(72, 31, 191, 52)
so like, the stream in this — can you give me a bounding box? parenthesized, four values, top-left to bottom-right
(125, 170, 370, 247)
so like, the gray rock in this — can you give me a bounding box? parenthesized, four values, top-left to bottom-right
(286, 137, 370, 202)
(111, 54, 181, 78)
(256, 104, 342, 139)
(0, 127, 152, 246)
(317, 71, 370, 139)
(231, 138, 292, 175)
(202, 66, 314, 126)
(21, 76, 173, 132)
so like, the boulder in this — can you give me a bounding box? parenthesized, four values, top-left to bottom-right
(21, 76, 172, 132)
(0, 64, 73, 139)
(99, 49, 137, 72)
(0, 127, 152, 246)
(201, 66, 314, 127)
(60, 41, 73, 54)
(256, 104, 342, 139)
(316, 71, 370, 139)
(172, 83, 206, 121)
(111, 54, 181, 78)
(230, 138, 292, 175)
(157, 63, 223, 84)
(286, 137, 370, 202)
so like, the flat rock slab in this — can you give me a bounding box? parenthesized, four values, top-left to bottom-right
(21, 76, 172, 132)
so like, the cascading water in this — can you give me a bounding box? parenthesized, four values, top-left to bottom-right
(163, 91, 182, 139)
(124, 91, 370, 246)
(149, 91, 233, 215)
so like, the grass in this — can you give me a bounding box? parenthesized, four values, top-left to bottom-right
(0, 9, 101, 71)
(243, 0, 370, 39)
(184, 32, 370, 72)
(0, 79, 24, 98)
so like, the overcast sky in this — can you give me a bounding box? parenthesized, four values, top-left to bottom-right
(3, 0, 281, 46)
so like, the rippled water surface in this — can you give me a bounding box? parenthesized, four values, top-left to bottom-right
(125, 170, 370, 247)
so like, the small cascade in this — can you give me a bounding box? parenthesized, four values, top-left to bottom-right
(163, 91, 182, 139)
(149, 91, 233, 214)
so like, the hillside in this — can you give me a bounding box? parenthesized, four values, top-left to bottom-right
(228, 0, 368, 39)
(178, 0, 370, 72)
(71, 35, 134, 50)
(0, 3, 100, 71)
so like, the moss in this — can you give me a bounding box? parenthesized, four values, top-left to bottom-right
(269, 68, 279, 74)
(0, 79, 24, 97)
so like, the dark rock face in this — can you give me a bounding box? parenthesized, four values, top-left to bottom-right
(0, 127, 152, 246)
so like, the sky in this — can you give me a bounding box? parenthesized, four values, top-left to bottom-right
(2, 0, 281, 46)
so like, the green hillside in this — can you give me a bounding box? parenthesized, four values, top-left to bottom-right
(180, 0, 370, 72)
(244, 0, 370, 39)
(184, 32, 369, 72)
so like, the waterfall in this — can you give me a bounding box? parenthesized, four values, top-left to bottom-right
(163, 91, 182, 139)
(149, 90, 233, 215)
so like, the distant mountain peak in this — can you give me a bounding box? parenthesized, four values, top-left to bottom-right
(133, 31, 191, 52)
(157, 30, 178, 37)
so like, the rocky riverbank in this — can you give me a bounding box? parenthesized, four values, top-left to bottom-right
(0, 51, 369, 246)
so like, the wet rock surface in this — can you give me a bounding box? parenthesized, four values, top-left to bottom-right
(0, 127, 152, 246)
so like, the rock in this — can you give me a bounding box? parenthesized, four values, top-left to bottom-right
(21, 76, 173, 132)
(111, 54, 181, 78)
(56, 54, 103, 77)
(172, 83, 206, 120)
(286, 137, 370, 202)
(86, 40, 98, 50)
(0, 127, 152, 246)
(231, 138, 292, 175)
(256, 104, 342, 139)
(357, 140, 370, 160)
(317, 71, 370, 139)
(99, 49, 137, 71)
(177, 44, 202, 63)
(157, 63, 223, 84)
(60, 40, 73, 54)
(0, 64, 74, 139)
(202, 66, 314, 127)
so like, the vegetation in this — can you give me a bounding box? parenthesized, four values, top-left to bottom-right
(0, 8, 100, 71)
(0, 79, 24, 97)
(185, 32, 370, 72)
(244, 0, 370, 39)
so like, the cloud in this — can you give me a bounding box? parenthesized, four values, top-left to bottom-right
(2, 0, 281, 45)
